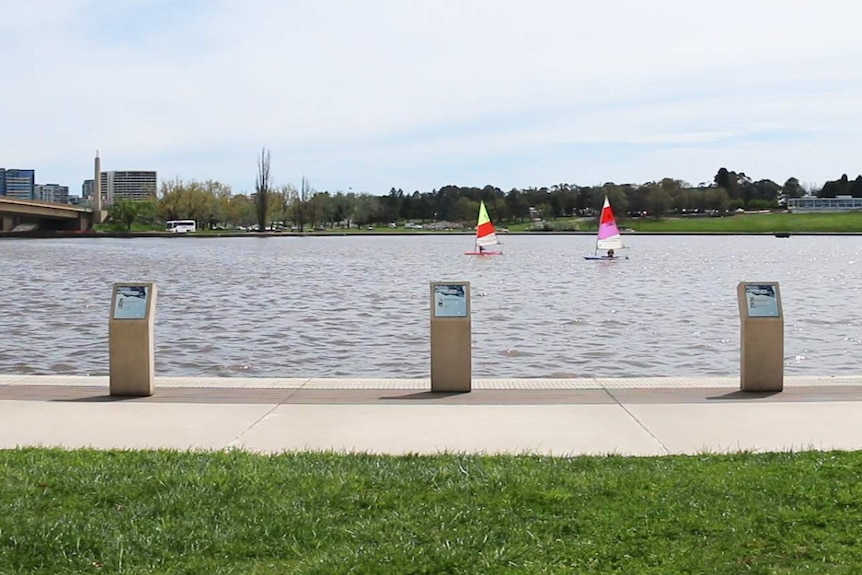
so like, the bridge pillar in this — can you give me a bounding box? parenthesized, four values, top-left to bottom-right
(1, 214, 16, 231)
(80, 212, 95, 230)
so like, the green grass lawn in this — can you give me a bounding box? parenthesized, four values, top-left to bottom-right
(628, 212, 862, 233)
(92, 223, 164, 233)
(3, 449, 862, 573)
(87, 212, 862, 236)
(549, 212, 862, 234)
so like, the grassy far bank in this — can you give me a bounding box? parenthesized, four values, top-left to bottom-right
(547, 211, 862, 234)
(88, 211, 862, 235)
(90, 224, 472, 235)
(622, 212, 862, 233)
(3, 449, 862, 573)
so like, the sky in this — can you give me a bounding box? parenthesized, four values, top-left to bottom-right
(2, 0, 862, 196)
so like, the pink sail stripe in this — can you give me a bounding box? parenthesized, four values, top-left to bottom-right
(597, 202, 619, 240)
(597, 219, 619, 241)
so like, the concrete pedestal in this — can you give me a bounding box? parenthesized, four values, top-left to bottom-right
(737, 282, 784, 392)
(430, 282, 471, 392)
(109, 283, 157, 396)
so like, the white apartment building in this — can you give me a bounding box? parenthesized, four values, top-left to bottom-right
(82, 171, 157, 205)
(34, 183, 70, 204)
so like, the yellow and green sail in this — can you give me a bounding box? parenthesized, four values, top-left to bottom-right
(475, 201, 499, 247)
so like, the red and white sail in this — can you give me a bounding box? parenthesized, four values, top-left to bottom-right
(596, 196, 624, 251)
(475, 201, 499, 248)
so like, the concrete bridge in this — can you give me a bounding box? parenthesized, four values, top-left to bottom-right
(0, 197, 97, 232)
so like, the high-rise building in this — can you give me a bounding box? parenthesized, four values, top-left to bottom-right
(82, 179, 95, 201)
(0, 168, 35, 199)
(0, 169, 5, 195)
(82, 175, 109, 205)
(34, 184, 70, 204)
(82, 170, 157, 205)
(106, 171, 157, 203)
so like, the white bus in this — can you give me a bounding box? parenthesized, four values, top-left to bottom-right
(165, 220, 197, 233)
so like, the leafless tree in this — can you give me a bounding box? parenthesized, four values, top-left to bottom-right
(294, 175, 310, 232)
(255, 147, 271, 232)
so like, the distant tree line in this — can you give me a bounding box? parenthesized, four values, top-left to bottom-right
(819, 174, 862, 198)
(105, 161, 840, 231)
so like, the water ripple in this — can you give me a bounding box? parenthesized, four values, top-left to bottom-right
(2, 235, 862, 377)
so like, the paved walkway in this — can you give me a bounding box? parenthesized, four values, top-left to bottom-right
(2, 375, 861, 456)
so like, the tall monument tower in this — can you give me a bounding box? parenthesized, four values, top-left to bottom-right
(93, 150, 105, 224)
(93, 151, 102, 212)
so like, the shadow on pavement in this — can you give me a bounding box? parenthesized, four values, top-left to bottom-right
(706, 390, 783, 400)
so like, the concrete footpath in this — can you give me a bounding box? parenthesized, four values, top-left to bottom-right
(2, 375, 862, 457)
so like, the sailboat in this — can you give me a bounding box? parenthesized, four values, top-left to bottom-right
(464, 200, 503, 256)
(584, 196, 629, 260)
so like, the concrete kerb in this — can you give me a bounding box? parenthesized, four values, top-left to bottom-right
(2, 374, 862, 390)
(3, 374, 862, 456)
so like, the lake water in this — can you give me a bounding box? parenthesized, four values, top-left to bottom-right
(1, 234, 860, 378)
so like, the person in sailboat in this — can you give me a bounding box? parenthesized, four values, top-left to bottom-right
(479, 245, 486, 253)
(606, 248, 615, 259)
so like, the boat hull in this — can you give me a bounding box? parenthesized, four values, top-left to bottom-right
(583, 255, 628, 260)
(465, 251, 503, 256)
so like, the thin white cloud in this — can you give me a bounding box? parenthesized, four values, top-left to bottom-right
(2, 0, 862, 192)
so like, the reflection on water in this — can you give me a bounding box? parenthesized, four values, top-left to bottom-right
(1, 235, 861, 378)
